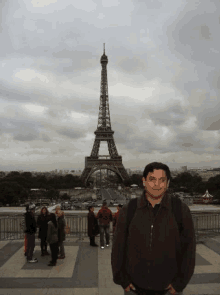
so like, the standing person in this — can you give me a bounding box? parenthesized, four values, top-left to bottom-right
(57, 210, 66, 259)
(46, 213, 59, 266)
(87, 206, 99, 247)
(111, 162, 196, 295)
(37, 207, 50, 256)
(55, 205, 61, 214)
(96, 201, 113, 249)
(25, 204, 38, 263)
(23, 204, 29, 256)
(55, 205, 61, 255)
(113, 204, 123, 235)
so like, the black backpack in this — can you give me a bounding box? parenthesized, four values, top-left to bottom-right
(126, 194, 183, 235)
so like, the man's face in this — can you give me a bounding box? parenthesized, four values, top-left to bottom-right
(142, 169, 169, 198)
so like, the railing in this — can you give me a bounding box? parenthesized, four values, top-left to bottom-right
(0, 213, 220, 242)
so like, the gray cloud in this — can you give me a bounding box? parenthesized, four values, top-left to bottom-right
(56, 127, 86, 140)
(0, 0, 219, 171)
(147, 105, 186, 127)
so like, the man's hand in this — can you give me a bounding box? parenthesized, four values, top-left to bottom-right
(166, 284, 177, 294)
(125, 283, 136, 293)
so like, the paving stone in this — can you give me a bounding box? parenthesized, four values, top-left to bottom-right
(0, 237, 220, 294)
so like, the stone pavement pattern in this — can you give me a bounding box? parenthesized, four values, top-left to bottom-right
(0, 236, 220, 295)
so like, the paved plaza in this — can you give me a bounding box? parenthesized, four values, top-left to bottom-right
(0, 236, 220, 295)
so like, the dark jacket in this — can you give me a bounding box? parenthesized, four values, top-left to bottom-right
(113, 210, 121, 233)
(111, 190, 196, 293)
(57, 215, 66, 242)
(96, 206, 113, 225)
(87, 211, 99, 237)
(47, 221, 58, 244)
(37, 213, 50, 239)
(24, 212, 37, 235)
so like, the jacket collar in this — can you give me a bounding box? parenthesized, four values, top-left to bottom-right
(137, 189, 170, 210)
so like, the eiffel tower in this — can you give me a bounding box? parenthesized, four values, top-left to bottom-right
(81, 45, 129, 185)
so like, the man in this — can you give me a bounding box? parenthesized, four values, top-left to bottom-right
(113, 204, 123, 234)
(96, 201, 113, 249)
(25, 204, 38, 263)
(111, 162, 196, 295)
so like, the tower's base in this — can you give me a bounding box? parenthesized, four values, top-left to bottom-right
(81, 157, 129, 185)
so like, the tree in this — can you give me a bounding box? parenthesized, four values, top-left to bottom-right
(0, 181, 27, 205)
(47, 188, 59, 201)
(213, 189, 220, 200)
(173, 172, 203, 192)
(207, 175, 220, 192)
(60, 193, 70, 201)
(6, 171, 21, 178)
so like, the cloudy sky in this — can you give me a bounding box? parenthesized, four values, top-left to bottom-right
(0, 0, 220, 172)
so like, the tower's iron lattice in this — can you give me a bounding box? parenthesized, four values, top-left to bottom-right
(81, 45, 129, 185)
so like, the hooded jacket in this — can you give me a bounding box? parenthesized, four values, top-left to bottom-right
(111, 190, 196, 293)
(24, 211, 37, 235)
(96, 206, 113, 225)
(47, 221, 58, 244)
(37, 213, 50, 239)
(87, 211, 98, 237)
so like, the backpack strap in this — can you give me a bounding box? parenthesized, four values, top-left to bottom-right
(126, 198, 138, 234)
(171, 195, 184, 235)
(126, 195, 183, 236)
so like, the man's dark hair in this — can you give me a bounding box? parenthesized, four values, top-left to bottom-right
(143, 162, 171, 181)
(118, 204, 123, 208)
(88, 206, 93, 211)
(102, 201, 107, 206)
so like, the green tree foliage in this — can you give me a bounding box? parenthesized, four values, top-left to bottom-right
(0, 181, 28, 205)
(172, 172, 203, 193)
(213, 189, 220, 200)
(47, 188, 59, 201)
(60, 193, 70, 201)
(207, 175, 220, 192)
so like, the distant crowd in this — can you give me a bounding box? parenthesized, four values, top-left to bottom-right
(87, 201, 123, 248)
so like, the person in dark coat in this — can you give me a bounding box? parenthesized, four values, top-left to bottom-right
(87, 206, 98, 247)
(46, 213, 59, 266)
(113, 204, 123, 235)
(37, 206, 50, 256)
(57, 210, 66, 259)
(25, 204, 38, 263)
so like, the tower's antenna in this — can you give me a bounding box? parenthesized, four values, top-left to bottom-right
(103, 43, 105, 54)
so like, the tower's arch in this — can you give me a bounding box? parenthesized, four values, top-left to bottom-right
(85, 165, 123, 185)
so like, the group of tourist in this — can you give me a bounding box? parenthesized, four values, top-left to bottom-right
(24, 205, 66, 266)
(87, 201, 123, 248)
